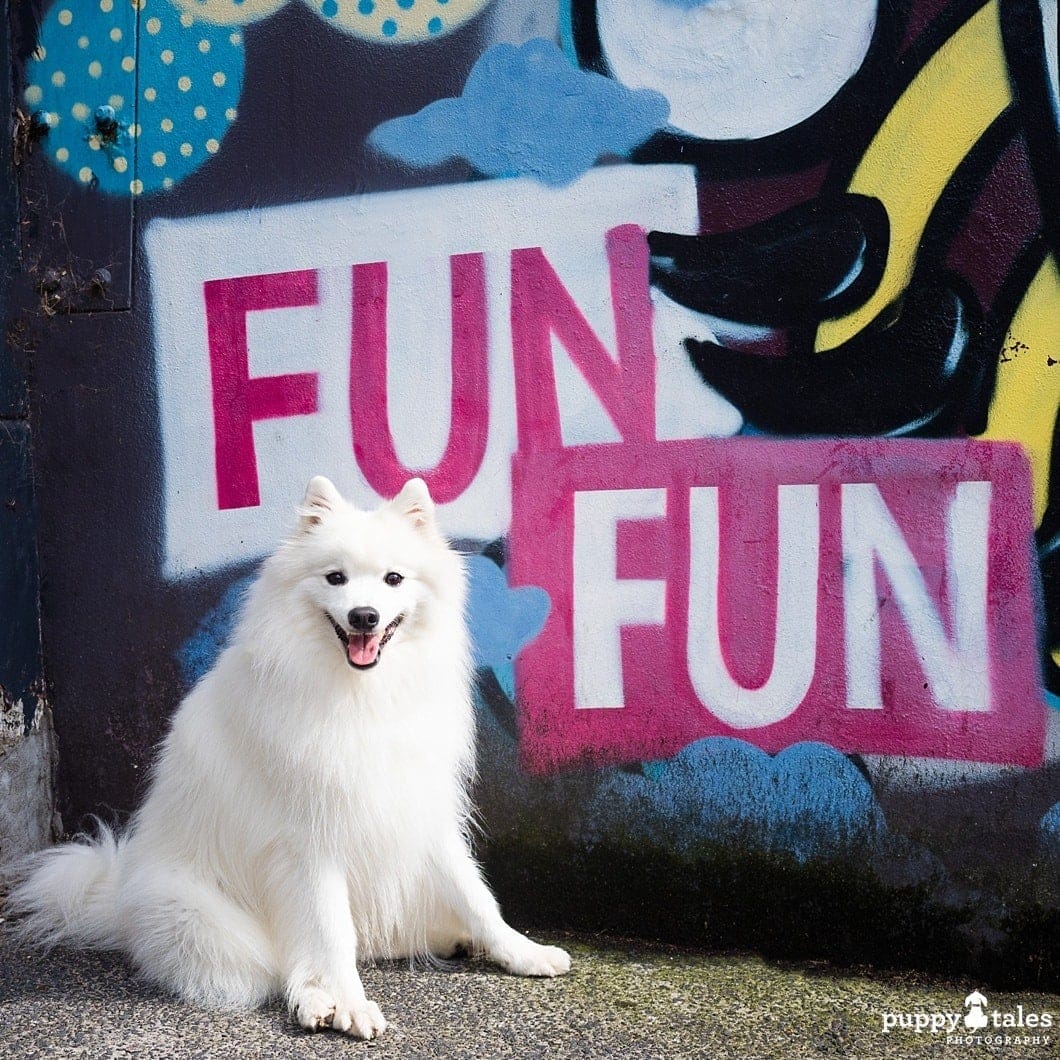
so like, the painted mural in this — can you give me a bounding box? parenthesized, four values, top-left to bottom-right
(13, 0, 1060, 980)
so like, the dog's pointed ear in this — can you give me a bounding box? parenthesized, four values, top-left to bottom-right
(298, 476, 342, 529)
(391, 477, 434, 529)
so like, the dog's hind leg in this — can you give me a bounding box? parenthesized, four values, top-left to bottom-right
(430, 835, 571, 977)
(122, 870, 278, 1009)
(427, 925, 473, 960)
(420, 902, 471, 960)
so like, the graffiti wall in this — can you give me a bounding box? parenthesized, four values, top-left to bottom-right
(8, 0, 1059, 981)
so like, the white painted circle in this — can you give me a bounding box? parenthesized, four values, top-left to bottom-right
(595, 0, 878, 141)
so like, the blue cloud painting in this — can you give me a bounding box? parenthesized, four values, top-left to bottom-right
(579, 738, 887, 863)
(465, 554, 550, 669)
(176, 575, 254, 687)
(1040, 801, 1060, 861)
(369, 39, 670, 186)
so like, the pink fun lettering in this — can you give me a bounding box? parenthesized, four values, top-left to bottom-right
(203, 225, 653, 511)
(349, 254, 490, 503)
(511, 224, 655, 451)
(204, 270, 320, 510)
(509, 439, 1044, 773)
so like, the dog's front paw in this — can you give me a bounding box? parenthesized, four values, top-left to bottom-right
(495, 938, 572, 977)
(292, 985, 338, 1031)
(292, 987, 388, 1039)
(332, 999, 388, 1040)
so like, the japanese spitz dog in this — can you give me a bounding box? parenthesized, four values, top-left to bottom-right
(8, 476, 570, 1038)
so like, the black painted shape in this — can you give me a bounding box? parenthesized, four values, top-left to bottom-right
(820, 0, 1000, 196)
(684, 278, 985, 437)
(1040, 528, 1059, 695)
(475, 667, 519, 743)
(1000, 0, 1060, 256)
(1036, 417, 1059, 695)
(648, 195, 889, 328)
(966, 233, 1048, 437)
(965, 233, 1056, 692)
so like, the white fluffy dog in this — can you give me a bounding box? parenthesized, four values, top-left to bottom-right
(8, 476, 570, 1038)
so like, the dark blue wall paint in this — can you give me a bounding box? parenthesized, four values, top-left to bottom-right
(1, 0, 44, 728)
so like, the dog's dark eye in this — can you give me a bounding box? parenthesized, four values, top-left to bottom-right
(384, 571, 404, 587)
(325, 571, 347, 586)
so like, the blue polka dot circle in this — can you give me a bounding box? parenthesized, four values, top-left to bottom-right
(24, 1, 245, 196)
(301, 0, 490, 43)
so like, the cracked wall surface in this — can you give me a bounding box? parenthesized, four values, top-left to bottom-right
(0, 694, 54, 883)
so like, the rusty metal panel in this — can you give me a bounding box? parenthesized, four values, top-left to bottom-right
(15, 1, 138, 313)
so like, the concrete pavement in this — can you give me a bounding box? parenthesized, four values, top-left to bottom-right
(0, 928, 1056, 1058)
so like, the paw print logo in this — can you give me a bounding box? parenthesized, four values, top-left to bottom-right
(963, 990, 989, 1031)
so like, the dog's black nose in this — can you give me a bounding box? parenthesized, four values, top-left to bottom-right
(349, 607, 380, 632)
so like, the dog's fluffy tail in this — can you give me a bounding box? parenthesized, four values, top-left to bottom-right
(5, 823, 124, 951)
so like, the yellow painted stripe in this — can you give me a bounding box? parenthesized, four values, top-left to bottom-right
(980, 254, 1059, 526)
(816, 2, 1011, 350)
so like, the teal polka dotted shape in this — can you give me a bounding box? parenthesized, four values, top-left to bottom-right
(137, 4, 244, 193)
(301, 0, 485, 43)
(24, 1, 245, 196)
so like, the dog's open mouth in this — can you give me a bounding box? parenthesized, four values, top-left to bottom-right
(328, 614, 404, 670)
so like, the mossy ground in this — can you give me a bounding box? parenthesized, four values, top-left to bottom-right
(547, 934, 1058, 1058)
(484, 837, 1060, 992)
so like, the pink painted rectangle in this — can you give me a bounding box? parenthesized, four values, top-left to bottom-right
(509, 439, 1045, 773)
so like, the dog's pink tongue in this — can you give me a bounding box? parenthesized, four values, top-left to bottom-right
(349, 633, 381, 667)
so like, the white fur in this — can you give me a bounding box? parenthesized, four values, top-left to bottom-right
(7, 477, 570, 1039)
